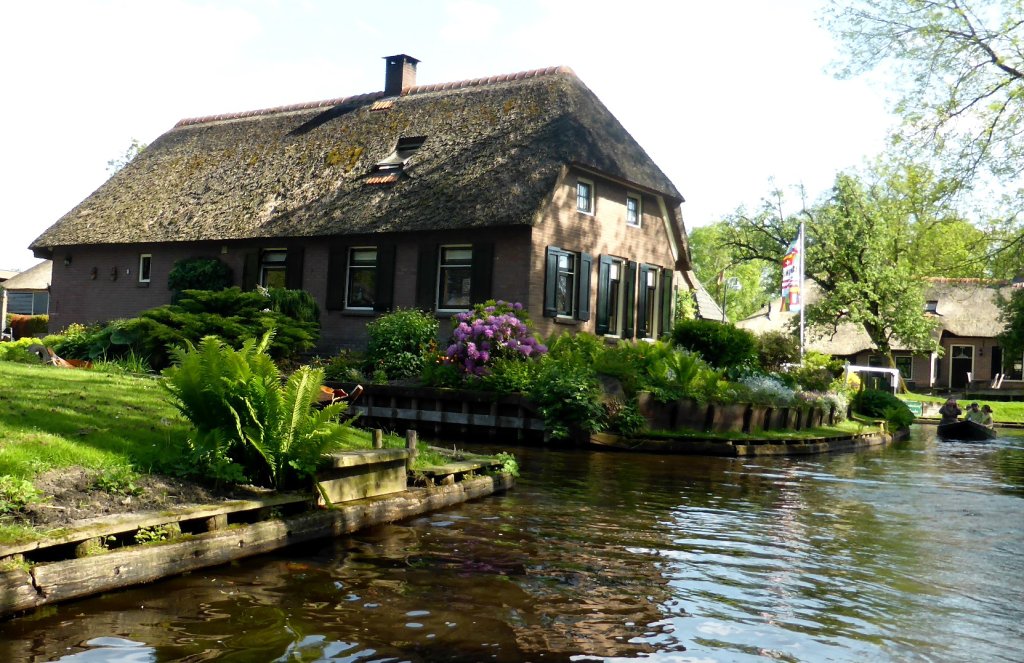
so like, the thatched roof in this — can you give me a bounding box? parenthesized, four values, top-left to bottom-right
(737, 279, 1013, 355)
(31, 67, 683, 254)
(1, 260, 51, 292)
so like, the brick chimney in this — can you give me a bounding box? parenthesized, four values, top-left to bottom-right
(384, 54, 419, 96)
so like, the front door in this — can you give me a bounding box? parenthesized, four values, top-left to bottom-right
(992, 346, 1003, 380)
(950, 345, 973, 389)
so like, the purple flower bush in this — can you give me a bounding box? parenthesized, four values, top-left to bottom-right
(446, 301, 547, 377)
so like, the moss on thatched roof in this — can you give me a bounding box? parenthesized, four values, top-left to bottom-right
(32, 67, 682, 252)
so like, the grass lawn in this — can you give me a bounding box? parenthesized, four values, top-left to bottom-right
(901, 392, 1024, 423)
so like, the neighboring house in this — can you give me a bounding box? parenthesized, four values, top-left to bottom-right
(738, 278, 1022, 390)
(1, 260, 52, 327)
(31, 55, 713, 350)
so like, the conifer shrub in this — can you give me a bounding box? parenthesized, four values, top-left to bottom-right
(852, 388, 914, 429)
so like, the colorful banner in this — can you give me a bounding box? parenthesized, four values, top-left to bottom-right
(781, 231, 802, 312)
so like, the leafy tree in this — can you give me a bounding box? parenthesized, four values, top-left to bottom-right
(107, 138, 146, 175)
(688, 223, 774, 321)
(719, 163, 969, 365)
(997, 287, 1024, 369)
(827, 0, 1024, 263)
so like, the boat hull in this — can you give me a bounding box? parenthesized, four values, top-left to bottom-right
(937, 420, 997, 441)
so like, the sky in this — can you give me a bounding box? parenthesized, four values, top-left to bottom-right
(0, 0, 895, 272)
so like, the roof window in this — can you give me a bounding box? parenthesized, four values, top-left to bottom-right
(374, 136, 426, 172)
(924, 300, 938, 313)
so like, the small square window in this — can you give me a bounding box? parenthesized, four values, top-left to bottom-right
(924, 300, 938, 313)
(576, 180, 594, 214)
(138, 254, 152, 283)
(626, 195, 641, 226)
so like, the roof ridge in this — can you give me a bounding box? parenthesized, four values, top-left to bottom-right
(174, 65, 575, 128)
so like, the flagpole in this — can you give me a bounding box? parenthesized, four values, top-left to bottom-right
(799, 217, 805, 360)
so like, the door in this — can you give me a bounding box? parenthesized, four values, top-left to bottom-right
(950, 345, 973, 389)
(992, 346, 1003, 380)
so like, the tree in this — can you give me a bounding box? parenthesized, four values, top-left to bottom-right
(688, 223, 774, 322)
(827, 0, 1024, 263)
(997, 287, 1024, 369)
(718, 163, 979, 365)
(106, 138, 146, 175)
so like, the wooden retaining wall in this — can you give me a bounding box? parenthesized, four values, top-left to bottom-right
(590, 430, 898, 456)
(1, 452, 514, 620)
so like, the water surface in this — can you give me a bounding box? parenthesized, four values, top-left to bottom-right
(2, 426, 1022, 662)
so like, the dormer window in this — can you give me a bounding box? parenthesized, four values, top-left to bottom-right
(925, 300, 938, 313)
(374, 136, 426, 172)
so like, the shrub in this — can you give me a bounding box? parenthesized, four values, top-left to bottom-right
(320, 350, 365, 383)
(446, 301, 545, 377)
(756, 331, 800, 372)
(162, 332, 353, 489)
(528, 357, 605, 440)
(604, 399, 646, 435)
(366, 309, 438, 380)
(49, 323, 94, 359)
(63, 288, 319, 370)
(0, 338, 42, 363)
(785, 351, 845, 392)
(738, 373, 796, 406)
(851, 389, 913, 430)
(7, 314, 48, 339)
(267, 287, 319, 323)
(670, 319, 757, 372)
(167, 257, 233, 296)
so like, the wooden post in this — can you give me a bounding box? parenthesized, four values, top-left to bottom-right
(372, 429, 384, 449)
(405, 430, 418, 470)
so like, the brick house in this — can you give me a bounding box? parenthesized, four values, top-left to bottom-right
(738, 278, 1023, 390)
(30, 55, 710, 350)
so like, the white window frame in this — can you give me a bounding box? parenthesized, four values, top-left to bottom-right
(576, 178, 595, 215)
(436, 244, 473, 312)
(641, 265, 660, 339)
(344, 246, 378, 310)
(605, 257, 625, 337)
(259, 248, 288, 289)
(626, 193, 642, 227)
(138, 254, 152, 283)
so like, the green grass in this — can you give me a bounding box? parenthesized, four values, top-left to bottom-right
(0, 362, 192, 480)
(638, 417, 883, 441)
(901, 392, 1024, 423)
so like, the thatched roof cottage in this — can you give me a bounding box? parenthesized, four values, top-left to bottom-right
(31, 55, 711, 349)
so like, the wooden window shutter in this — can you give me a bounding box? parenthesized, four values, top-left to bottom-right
(576, 252, 592, 321)
(469, 242, 494, 305)
(325, 246, 346, 311)
(543, 246, 560, 318)
(416, 244, 438, 310)
(623, 260, 637, 339)
(636, 264, 650, 338)
(374, 244, 396, 312)
(285, 246, 304, 290)
(242, 251, 259, 291)
(595, 255, 612, 335)
(660, 270, 673, 337)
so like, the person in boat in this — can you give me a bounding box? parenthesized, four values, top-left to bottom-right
(964, 402, 983, 423)
(938, 398, 962, 424)
(977, 404, 995, 428)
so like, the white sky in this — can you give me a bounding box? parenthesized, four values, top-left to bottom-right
(0, 0, 895, 271)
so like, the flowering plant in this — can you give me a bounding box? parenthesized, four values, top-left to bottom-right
(446, 301, 547, 377)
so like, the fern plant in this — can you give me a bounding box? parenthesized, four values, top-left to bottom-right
(162, 332, 351, 489)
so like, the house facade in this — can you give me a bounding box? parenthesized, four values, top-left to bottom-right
(31, 55, 707, 350)
(738, 279, 1023, 390)
(0, 260, 51, 325)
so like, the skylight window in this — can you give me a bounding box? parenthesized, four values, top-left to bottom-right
(374, 136, 426, 172)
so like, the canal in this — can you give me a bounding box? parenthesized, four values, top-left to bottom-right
(2, 425, 1022, 662)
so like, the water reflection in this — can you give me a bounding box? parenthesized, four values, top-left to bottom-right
(1, 426, 1022, 662)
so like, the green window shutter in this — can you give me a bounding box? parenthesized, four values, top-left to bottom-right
(374, 244, 396, 312)
(660, 270, 673, 337)
(637, 264, 650, 338)
(469, 242, 494, 304)
(416, 244, 438, 310)
(242, 251, 259, 291)
(623, 260, 637, 339)
(596, 255, 612, 335)
(285, 246, 304, 290)
(576, 252, 592, 322)
(543, 246, 560, 318)
(325, 247, 346, 310)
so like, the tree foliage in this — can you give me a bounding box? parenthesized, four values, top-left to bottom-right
(688, 223, 774, 321)
(997, 287, 1024, 367)
(718, 162, 990, 362)
(106, 138, 146, 175)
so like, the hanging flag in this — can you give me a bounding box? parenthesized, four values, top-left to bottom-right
(780, 230, 802, 312)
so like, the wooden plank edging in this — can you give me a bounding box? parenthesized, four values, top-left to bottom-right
(0, 474, 514, 619)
